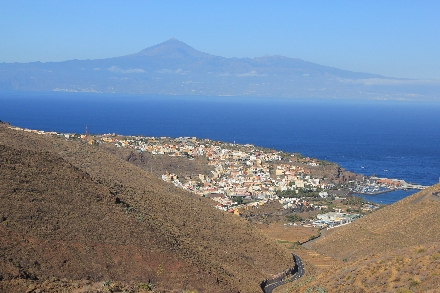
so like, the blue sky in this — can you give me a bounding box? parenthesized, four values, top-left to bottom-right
(1, 0, 439, 79)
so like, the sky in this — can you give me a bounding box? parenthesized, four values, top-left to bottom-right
(1, 0, 439, 79)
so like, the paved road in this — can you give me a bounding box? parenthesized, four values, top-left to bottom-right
(261, 253, 305, 293)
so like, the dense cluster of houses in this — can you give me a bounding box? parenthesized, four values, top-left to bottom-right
(84, 133, 348, 215)
(7, 126, 387, 226)
(100, 135, 334, 203)
(279, 197, 328, 212)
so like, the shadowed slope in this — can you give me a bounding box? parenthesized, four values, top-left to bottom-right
(0, 124, 292, 292)
(0, 144, 214, 292)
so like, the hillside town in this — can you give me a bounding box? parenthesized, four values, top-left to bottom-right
(8, 126, 427, 229)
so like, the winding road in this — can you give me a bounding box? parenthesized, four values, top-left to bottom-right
(261, 253, 305, 293)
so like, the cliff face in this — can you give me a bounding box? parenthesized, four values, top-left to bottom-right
(0, 124, 292, 293)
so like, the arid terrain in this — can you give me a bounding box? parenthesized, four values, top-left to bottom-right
(258, 224, 320, 245)
(0, 123, 293, 293)
(2, 121, 440, 293)
(272, 183, 440, 293)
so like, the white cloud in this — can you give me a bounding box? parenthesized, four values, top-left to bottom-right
(157, 68, 189, 74)
(236, 70, 267, 77)
(124, 68, 145, 73)
(108, 66, 145, 74)
(338, 78, 440, 86)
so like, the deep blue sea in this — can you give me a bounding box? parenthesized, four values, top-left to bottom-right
(1, 91, 440, 204)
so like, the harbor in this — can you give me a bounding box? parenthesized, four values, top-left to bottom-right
(350, 176, 427, 196)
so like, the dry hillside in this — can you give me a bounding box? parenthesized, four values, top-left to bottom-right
(0, 123, 293, 293)
(287, 242, 440, 293)
(100, 143, 214, 179)
(278, 184, 440, 293)
(310, 183, 440, 260)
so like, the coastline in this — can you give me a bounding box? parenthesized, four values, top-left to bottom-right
(2, 91, 439, 205)
(357, 189, 420, 204)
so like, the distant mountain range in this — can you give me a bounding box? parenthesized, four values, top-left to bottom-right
(1, 38, 439, 100)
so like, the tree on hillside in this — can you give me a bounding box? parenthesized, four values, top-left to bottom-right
(233, 196, 243, 204)
(286, 214, 303, 223)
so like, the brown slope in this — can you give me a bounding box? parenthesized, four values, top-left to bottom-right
(277, 186, 440, 293)
(309, 184, 440, 260)
(0, 124, 292, 292)
(100, 142, 214, 178)
(283, 242, 440, 293)
(0, 144, 212, 292)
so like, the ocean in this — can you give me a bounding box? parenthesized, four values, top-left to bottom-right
(1, 91, 439, 204)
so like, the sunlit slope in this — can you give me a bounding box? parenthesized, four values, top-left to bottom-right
(310, 183, 440, 259)
(284, 242, 440, 293)
(280, 185, 440, 293)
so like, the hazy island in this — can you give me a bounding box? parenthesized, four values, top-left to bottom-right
(1, 39, 439, 101)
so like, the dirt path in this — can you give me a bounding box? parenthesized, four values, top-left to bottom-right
(301, 227, 337, 249)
